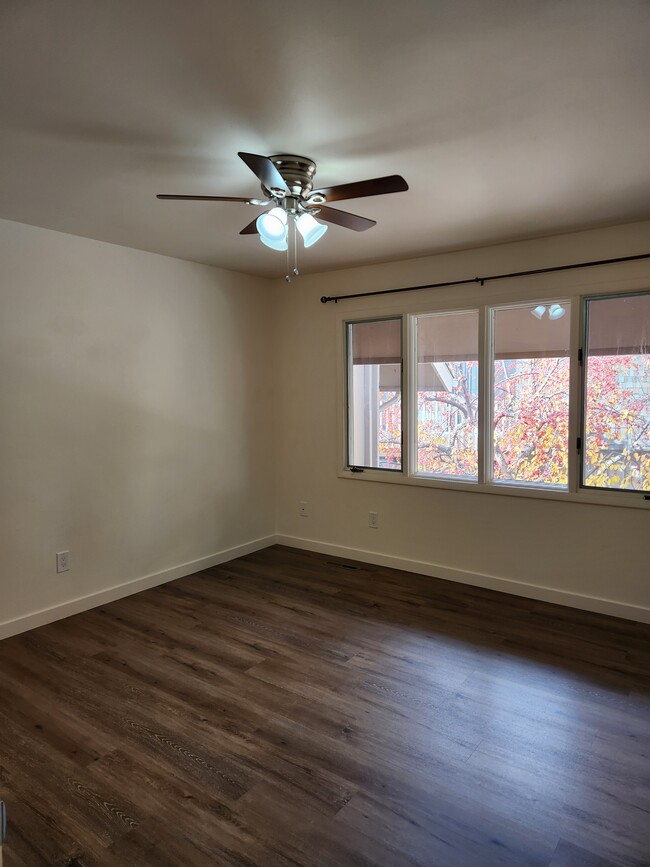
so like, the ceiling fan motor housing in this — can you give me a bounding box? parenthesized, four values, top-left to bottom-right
(268, 154, 317, 198)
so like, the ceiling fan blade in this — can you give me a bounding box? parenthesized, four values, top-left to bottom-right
(238, 152, 290, 194)
(240, 216, 261, 235)
(315, 205, 376, 232)
(156, 194, 253, 202)
(313, 174, 408, 204)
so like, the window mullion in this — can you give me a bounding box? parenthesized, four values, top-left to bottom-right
(400, 313, 409, 476)
(567, 295, 583, 493)
(406, 314, 417, 477)
(478, 305, 492, 486)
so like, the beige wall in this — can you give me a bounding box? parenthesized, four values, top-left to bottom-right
(1, 217, 648, 636)
(273, 221, 650, 622)
(0, 219, 275, 637)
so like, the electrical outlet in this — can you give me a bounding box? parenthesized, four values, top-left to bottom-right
(368, 511, 379, 529)
(299, 501, 309, 517)
(56, 551, 70, 573)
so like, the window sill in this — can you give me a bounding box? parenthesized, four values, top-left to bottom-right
(338, 467, 650, 509)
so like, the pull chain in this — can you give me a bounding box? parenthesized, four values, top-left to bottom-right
(293, 218, 299, 277)
(285, 214, 300, 282)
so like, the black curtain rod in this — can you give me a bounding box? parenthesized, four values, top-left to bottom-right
(319, 252, 650, 304)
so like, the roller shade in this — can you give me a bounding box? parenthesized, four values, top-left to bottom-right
(350, 319, 401, 364)
(351, 309, 572, 365)
(586, 293, 649, 356)
(350, 297, 647, 365)
(418, 311, 478, 362)
(493, 306, 571, 358)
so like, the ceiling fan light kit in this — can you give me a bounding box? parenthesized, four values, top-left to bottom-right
(157, 152, 408, 278)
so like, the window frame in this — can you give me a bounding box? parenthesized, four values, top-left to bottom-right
(409, 307, 481, 484)
(339, 287, 650, 510)
(345, 315, 405, 473)
(579, 289, 650, 495)
(487, 298, 574, 493)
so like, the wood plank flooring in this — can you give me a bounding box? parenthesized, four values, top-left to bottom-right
(1, 544, 649, 866)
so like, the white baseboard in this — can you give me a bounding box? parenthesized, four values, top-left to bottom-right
(4, 532, 648, 639)
(0, 535, 276, 641)
(276, 534, 650, 624)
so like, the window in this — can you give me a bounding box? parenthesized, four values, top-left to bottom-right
(415, 311, 478, 480)
(582, 292, 650, 492)
(491, 302, 571, 488)
(344, 289, 649, 505)
(347, 318, 402, 471)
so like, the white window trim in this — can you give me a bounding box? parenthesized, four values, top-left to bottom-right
(338, 287, 650, 511)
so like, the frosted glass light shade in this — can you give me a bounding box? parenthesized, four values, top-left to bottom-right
(296, 212, 328, 247)
(531, 305, 546, 320)
(548, 303, 566, 320)
(260, 233, 288, 251)
(257, 207, 287, 241)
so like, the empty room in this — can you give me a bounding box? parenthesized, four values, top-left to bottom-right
(1, 1, 649, 865)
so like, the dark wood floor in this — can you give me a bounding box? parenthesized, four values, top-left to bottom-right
(1, 545, 649, 866)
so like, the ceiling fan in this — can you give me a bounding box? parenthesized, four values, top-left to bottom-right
(157, 152, 409, 254)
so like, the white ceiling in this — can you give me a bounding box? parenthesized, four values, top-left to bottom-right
(1, 0, 649, 278)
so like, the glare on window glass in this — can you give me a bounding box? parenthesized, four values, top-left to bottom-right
(492, 302, 571, 488)
(347, 319, 402, 470)
(583, 293, 650, 492)
(415, 311, 479, 480)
